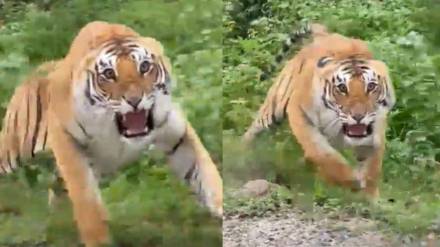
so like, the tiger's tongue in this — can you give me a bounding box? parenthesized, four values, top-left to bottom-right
(347, 124, 367, 136)
(122, 110, 147, 133)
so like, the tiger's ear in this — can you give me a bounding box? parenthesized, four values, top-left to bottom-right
(138, 37, 172, 74)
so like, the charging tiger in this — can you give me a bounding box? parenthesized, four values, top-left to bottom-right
(243, 23, 395, 199)
(0, 21, 223, 246)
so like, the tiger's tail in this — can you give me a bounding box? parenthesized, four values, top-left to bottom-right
(0, 61, 57, 175)
(243, 23, 328, 143)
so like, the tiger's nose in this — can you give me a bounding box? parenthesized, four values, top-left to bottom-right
(126, 97, 142, 109)
(352, 114, 365, 123)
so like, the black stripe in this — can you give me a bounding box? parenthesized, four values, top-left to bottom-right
(10, 110, 17, 143)
(342, 66, 353, 72)
(184, 162, 196, 181)
(42, 130, 48, 150)
(197, 181, 204, 203)
(6, 152, 13, 171)
(16, 153, 21, 166)
(299, 59, 305, 73)
(278, 74, 294, 113)
(91, 75, 108, 102)
(282, 98, 290, 118)
(272, 74, 286, 99)
(0, 160, 6, 173)
(300, 106, 314, 126)
(321, 80, 333, 110)
(76, 121, 91, 139)
(340, 60, 353, 65)
(24, 94, 30, 142)
(31, 89, 42, 157)
(156, 61, 166, 84)
(270, 74, 286, 117)
(107, 49, 118, 58)
(155, 83, 168, 95)
(163, 62, 171, 86)
(336, 75, 342, 82)
(127, 44, 139, 48)
(85, 71, 95, 105)
(106, 46, 117, 55)
(4, 112, 10, 133)
(101, 41, 118, 50)
(167, 130, 186, 156)
(378, 99, 388, 107)
(317, 57, 330, 68)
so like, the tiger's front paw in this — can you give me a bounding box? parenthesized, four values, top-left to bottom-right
(209, 197, 223, 218)
(363, 185, 380, 202)
(210, 204, 223, 218)
(350, 169, 367, 191)
(205, 191, 223, 218)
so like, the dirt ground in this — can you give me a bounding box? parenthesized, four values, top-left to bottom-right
(223, 205, 439, 247)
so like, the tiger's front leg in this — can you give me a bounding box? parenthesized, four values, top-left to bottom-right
(288, 104, 363, 190)
(359, 149, 383, 199)
(355, 139, 385, 199)
(153, 107, 223, 217)
(49, 116, 110, 247)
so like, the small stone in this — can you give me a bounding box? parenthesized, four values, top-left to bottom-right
(240, 179, 272, 197)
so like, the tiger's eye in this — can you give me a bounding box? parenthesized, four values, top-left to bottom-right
(102, 68, 116, 80)
(367, 82, 377, 92)
(139, 61, 151, 74)
(337, 84, 348, 94)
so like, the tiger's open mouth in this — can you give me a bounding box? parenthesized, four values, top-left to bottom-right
(342, 123, 373, 138)
(115, 108, 154, 138)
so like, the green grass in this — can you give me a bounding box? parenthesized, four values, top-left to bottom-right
(0, 162, 221, 246)
(223, 0, 440, 239)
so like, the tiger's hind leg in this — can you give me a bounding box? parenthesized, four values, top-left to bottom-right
(154, 108, 223, 217)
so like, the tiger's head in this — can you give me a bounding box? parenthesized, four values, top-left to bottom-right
(68, 22, 172, 140)
(317, 56, 395, 146)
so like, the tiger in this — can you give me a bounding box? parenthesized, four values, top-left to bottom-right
(0, 21, 223, 246)
(243, 23, 395, 199)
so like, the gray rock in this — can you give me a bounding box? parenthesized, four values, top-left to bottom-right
(240, 179, 273, 197)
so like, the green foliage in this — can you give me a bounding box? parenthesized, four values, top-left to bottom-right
(223, 0, 440, 238)
(0, 0, 221, 246)
(224, 185, 294, 217)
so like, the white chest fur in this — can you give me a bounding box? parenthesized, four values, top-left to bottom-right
(70, 85, 154, 177)
(84, 110, 148, 176)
